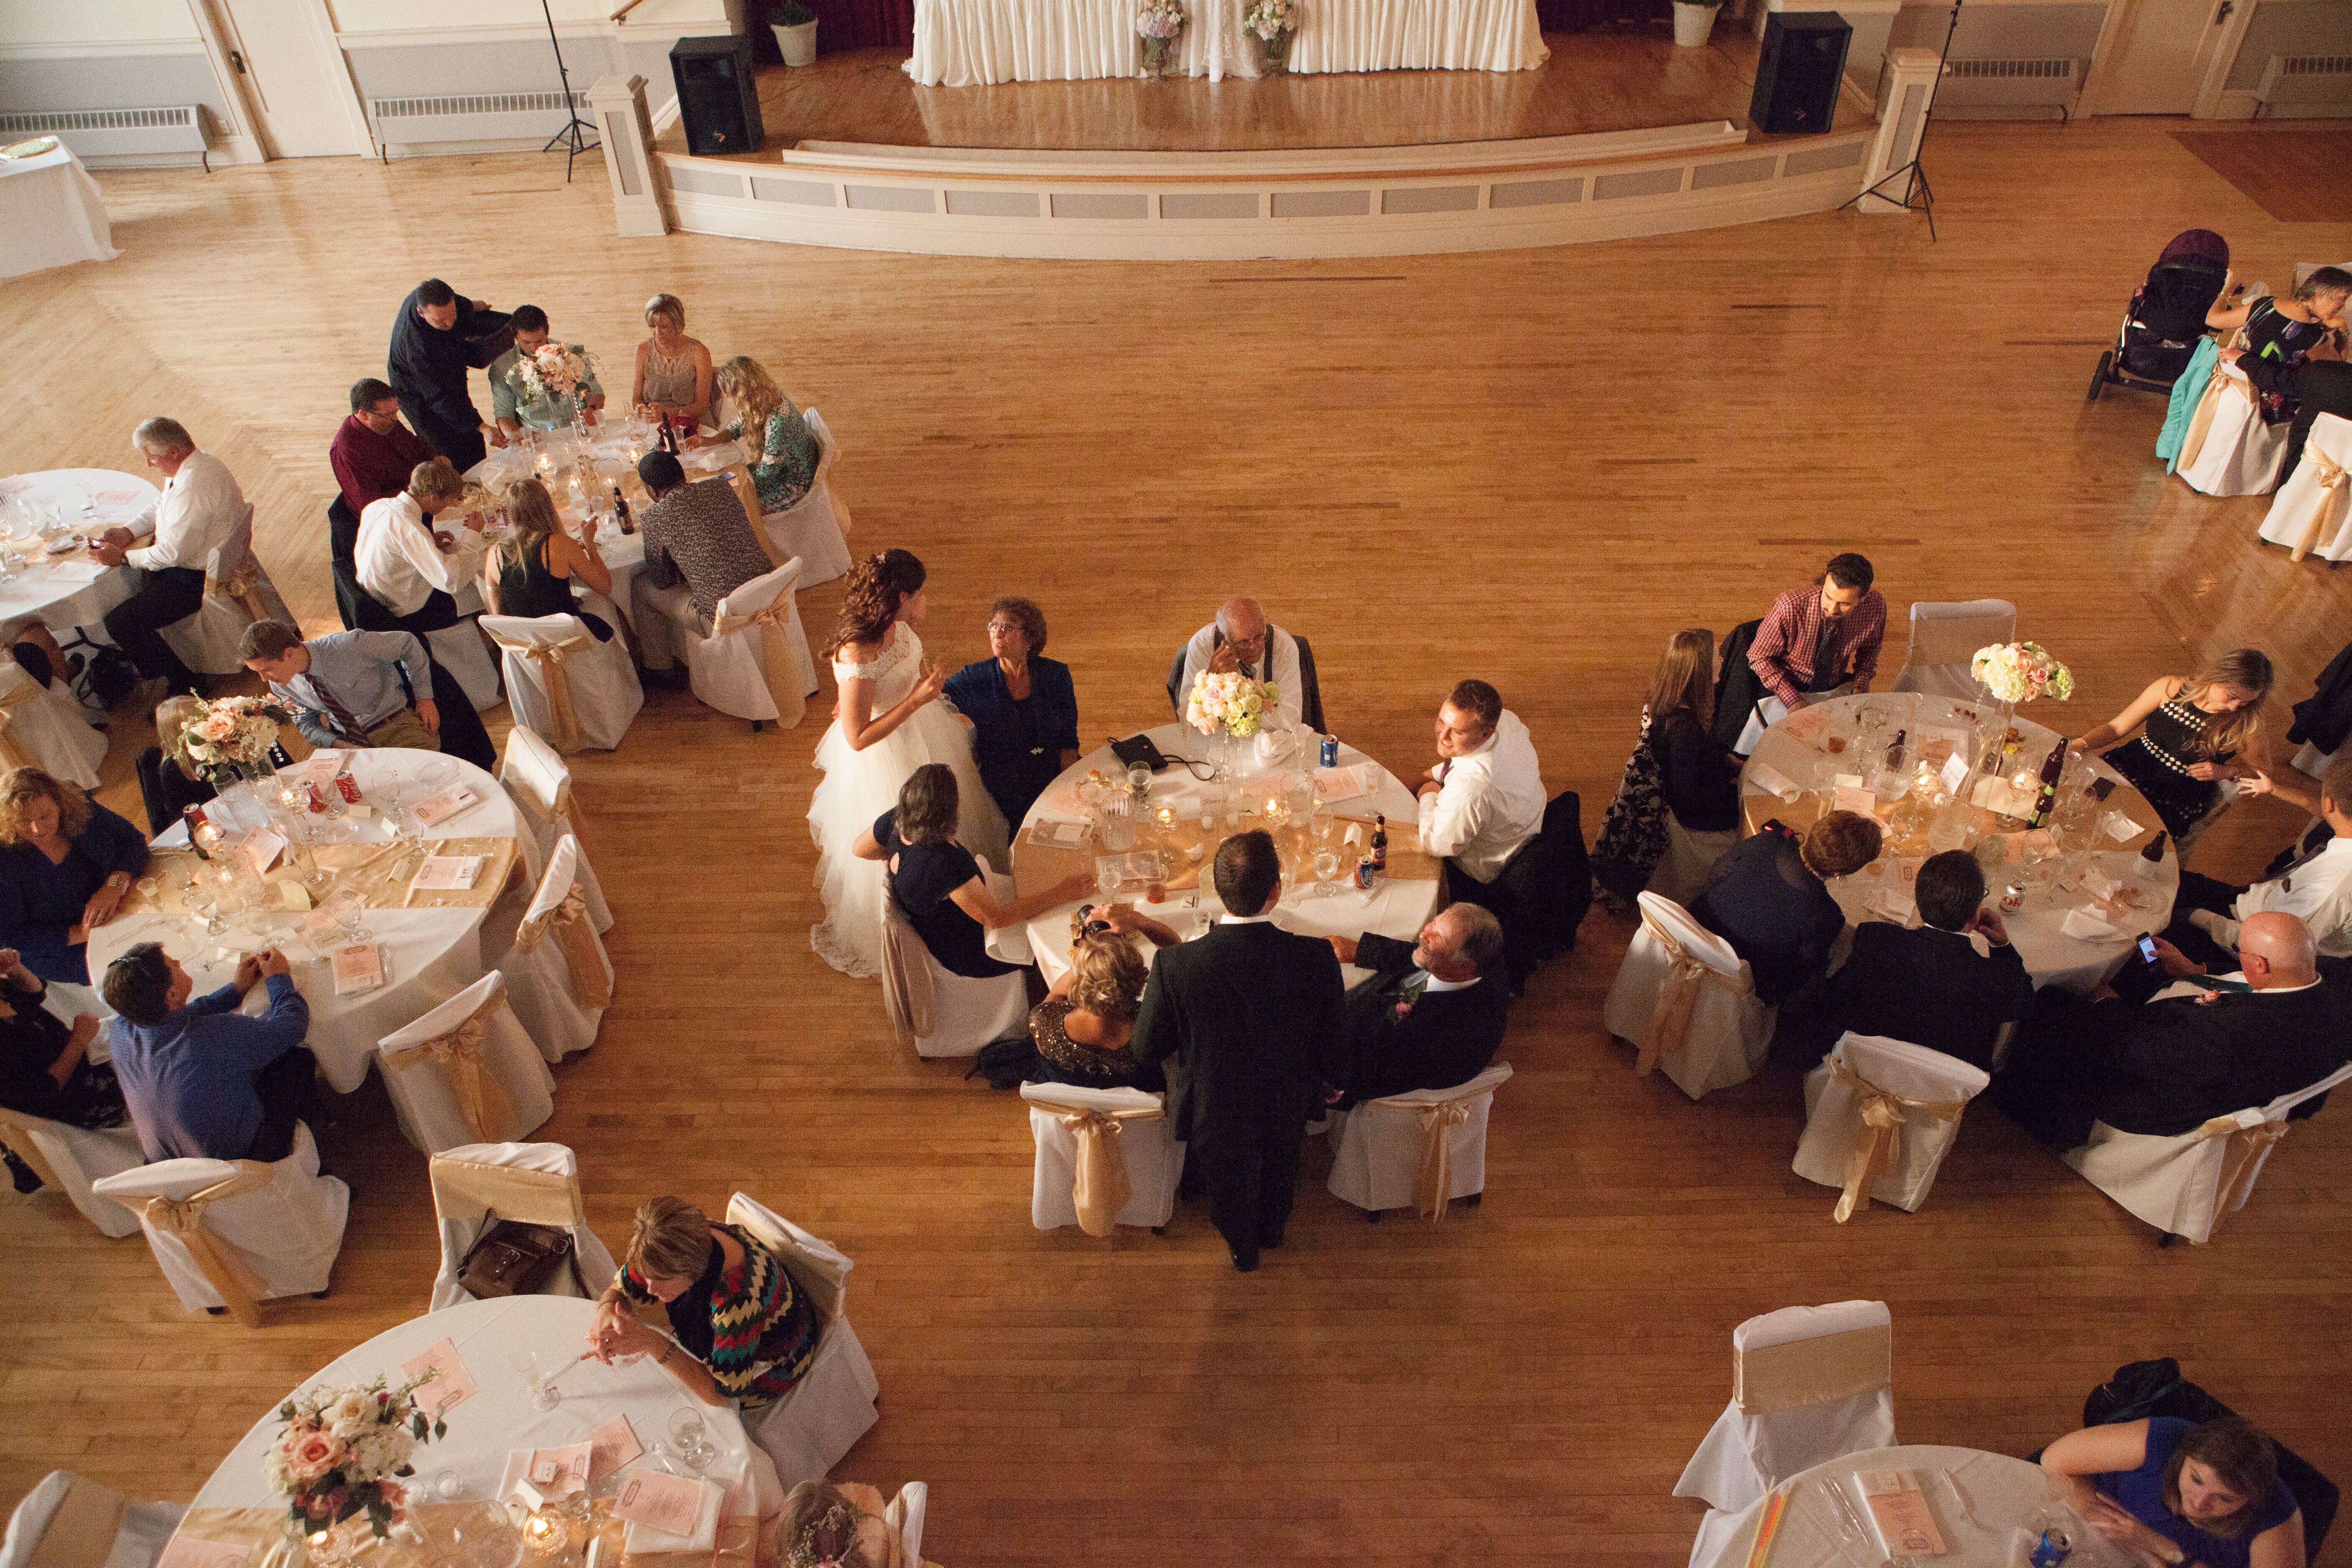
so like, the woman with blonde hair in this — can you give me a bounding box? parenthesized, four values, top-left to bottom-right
(2076, 649, 2276, 840)
(1031, 903, 1180, 1089)
(586, 1196, 819, 1410)
(0, 768, 148, 984)
(480, 477, 615, 641)
(1646, 628, 1743, 902)
(632, 293, 712, 433)
(132, 694, 218, 834)
(696, 355, 818, 513)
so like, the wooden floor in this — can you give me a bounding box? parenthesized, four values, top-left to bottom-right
(5, 116, 2352, 1568)
(2172, 127, 2352, 225)
(656, 33, 1777, 155)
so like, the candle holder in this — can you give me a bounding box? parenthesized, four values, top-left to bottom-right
(521, 1510, 571, 1558)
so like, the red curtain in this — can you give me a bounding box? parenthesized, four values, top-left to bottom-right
(805, 0, 915, 50)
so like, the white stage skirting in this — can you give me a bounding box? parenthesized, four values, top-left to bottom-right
(906, 0, 1547, 85)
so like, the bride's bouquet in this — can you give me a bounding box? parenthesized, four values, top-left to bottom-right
(1971, 641, 2074, 704)
(516, 342, 594, 403)
(263, 1373, 444, 1538)
(1188, 670, 1278, 739)
(179, 695, 289, 781)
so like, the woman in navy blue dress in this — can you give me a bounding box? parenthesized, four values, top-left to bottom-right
(0, 769, 150, 986)
(943, 596, 1080, 828)
(2040, 1415, 2304, 1568)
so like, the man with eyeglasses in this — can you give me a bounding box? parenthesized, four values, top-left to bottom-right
(1173, 596, 1303, 732)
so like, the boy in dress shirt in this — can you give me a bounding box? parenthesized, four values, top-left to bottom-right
(88, 418, 247, 698)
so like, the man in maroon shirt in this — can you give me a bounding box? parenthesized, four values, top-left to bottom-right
(1747, 552, 1888, 710)
(329, 378, 435, 517)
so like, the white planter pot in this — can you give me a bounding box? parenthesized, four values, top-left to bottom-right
(772, 20, 819, 66)
(1671, 0, 1719, 45)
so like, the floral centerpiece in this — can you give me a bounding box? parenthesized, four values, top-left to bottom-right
(178, 695, 290, 784)
(1188, 668, 1279, 745)
(1136, 0, 1186, 76)
(1970, 641, 2074, 704)
(1242, 0, 1300, 70)
(264, 1374, 444, 1542)
(515, 343, 594, 407)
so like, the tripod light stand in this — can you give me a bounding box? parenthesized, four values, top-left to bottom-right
(540, 0, 601, 182)
(1840, 0, 1961, 240)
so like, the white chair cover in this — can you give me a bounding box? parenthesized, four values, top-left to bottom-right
(2177, 361, 2288, 497)
(1646, 814, 1735, 907)
(89, 1122, 349, 1318)
(426, 618, 503, 712)
(880, 1483, 926, 1568)
(1019, 1082, 1185, 1233)
(759, 409, 854, 588)
(1603, 892, 1775, 1100)
(482, 611, 643, 753)
(1, 1470, 185, 1568)
(0, 661, 106, 791)
(495, 835, 610, 1064)
(1888, 598, 2017, 700)
(157, 505, 293, 676)
(2063, 1060, 2352, 1244)
(723, 1193, 882, 1486)
(425, 1140, 620, 1312)
(1673, 1300, 1896, 1518)
(881, 879, 1030, 1059)
(1732, 694, 1787, 758)
(0, 1107, 145, 1236)
(375, 971, 556, 1155)
(501, 727, 612, 933)
(1793, 1033, 1991, 1220)
(2259, 412, 2352, 563)
(1326, 1062, 1513, 1217)
(672, 558, 818, 727)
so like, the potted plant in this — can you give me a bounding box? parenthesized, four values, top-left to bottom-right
(1243, 0, 1300, 75)
(771, 0, 819, 67)
(1671, 0, 1720, 46)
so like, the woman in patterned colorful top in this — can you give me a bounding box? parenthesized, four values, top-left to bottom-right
(587, 1196, 820, 1409)
(698, 356, 818, 514)
(2075, 649, 2276, 840)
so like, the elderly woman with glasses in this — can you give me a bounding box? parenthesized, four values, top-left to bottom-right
(942, 596, 1081, 826)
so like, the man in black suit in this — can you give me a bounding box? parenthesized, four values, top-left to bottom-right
(1132, 831, 1344, 1272)
(1994, 912, 2352, 1148)
(1813, 850, 2032, 1071)
(1326, 903, 1508, 1106)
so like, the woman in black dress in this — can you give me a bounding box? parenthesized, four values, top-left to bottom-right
(480, 478, 614, 641)
(1644, 628, 1743, 903)
(2207, 267, 2350, 423)
(2074, 649, 2275, 840)
(0, 944, 123, 1193)
(1031, 904, 1180, 1090)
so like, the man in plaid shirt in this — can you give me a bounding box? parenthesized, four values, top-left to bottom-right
(1747, 552, 1887, 709)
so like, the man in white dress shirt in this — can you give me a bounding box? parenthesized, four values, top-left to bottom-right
(2169, 754, 2352, 964)
(355, 456, 486, 635)
(88, 418, 246, 697)
(1174, 597, 1304, 732)
(1414, 679, 1545, 908)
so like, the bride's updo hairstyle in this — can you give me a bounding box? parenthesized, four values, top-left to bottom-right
(826, 549, 926, 658)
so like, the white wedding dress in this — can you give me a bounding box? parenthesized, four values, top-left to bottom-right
(808, 626, 1011, 978)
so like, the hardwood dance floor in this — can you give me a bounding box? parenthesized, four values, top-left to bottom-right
(4, 116, 2351, 1567)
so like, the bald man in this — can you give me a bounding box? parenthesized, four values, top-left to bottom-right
(1994, 910, 2352, 1146)
(1175, 596, 1304, 732)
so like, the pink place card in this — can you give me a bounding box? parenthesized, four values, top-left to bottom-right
(412, 786, 480, 828)
(157, 1539, 249, 1568)
(332, 942, 385, 997)
(1860, 1470, 1948, 1557)
(612, 1470, 706, 1537)
(587, 1414, 643, 1478)
(522, 1441, 593, 1497)
(410, 854, 483, 891)
(1782, 707, 1828, 743)
(402, 1338, 477, 1418)
(93, 489, 142, 506)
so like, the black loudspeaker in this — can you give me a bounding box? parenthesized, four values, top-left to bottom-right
(1749, 13, 1851, 135)
(670, 35, 763, 156)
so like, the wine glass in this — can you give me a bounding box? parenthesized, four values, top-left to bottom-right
(186, 887, 225, 938)
(420, 758, 457, 795)
(666, 1409, 715, 1471)
(328, 887, 373, 944)
(1311, 846, 1343, 898)
(508, 1350, 560, 1412)
(1098, 863, 1124, 899)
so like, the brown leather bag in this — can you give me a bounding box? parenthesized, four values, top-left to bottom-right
(456, 1213, 583, 1300)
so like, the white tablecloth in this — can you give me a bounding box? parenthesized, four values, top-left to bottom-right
(906, 0, 1547, 85)
(0, 468, 154, 634)
(1014, 722, 1436, 987)
(0, 145, 119, 281)
(1694, 1444, 2134, 1568)
(1741, 694, 2179, 994)
(186, 1297, 779, 1522)
(85, 748, 522, 1095)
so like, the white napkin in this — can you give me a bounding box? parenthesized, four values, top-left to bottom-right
(2082, 867, 2122, 901)
(2102, 810, 2146, 843)
(1745, 762, 1801, 802)
(2061, 906, 2121, 941)
(44, 557, 110, 583)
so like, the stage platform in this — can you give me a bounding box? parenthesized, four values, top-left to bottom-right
(630, 32, 1919, 259)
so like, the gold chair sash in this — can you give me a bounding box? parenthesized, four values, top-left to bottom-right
(1735, 1320, 1893, 1414)
(428, 1154, 585, 1229)
(1410, 1097, 1478, 1220)
(0, 1112, 64, 1193)
(484, 627, 597, 755)
(1823, 1056, 1971, 1223)
(878, 904, 935, 1045)
(131, 1163, 279, 1327)
(33, 1475, 129, 1568)
(0, 677, 40, 774)
(2197, 1113, 2293, 1234)
(514, 885, 612, 1009)
(725, 463, 785, 568)
(2176, 360, 2239, 473)
(384, 998, 523, 1147)
(709, 596, 807, 729)
(1634, 909, 1752, 1076)
(1051, 1106, 1162, 1237)
(2290, 446, 2350, 563)
(209, 553, 271, 627)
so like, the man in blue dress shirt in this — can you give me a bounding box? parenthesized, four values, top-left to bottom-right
(102, 943, 313, 1163)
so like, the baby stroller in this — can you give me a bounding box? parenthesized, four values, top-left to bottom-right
(2087, 229, 2230, 401)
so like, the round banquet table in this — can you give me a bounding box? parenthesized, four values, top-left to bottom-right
(0, 142, 119, 281)
(1739, 693, 2179, 994)
(174, 1297, 781, 1565)
(0, 468, 154, 633)
(1011, 722, 1440, 988)
(1693, 1444, 2135, 1568)
(85, 748, 523, 1095)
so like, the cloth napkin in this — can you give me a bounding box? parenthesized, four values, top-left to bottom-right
(2102, 810, 2146, 843)
(2061, 907, 2121, 941)
(1745, 762, 1802, 802)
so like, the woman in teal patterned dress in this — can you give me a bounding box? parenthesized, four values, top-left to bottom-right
(700, 356, 819, 515)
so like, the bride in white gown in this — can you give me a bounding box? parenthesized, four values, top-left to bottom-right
(809, 549, 1011, 977)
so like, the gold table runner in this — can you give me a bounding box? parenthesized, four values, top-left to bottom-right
(171, 1501, 756, 1568)
(112, 837, 520, 925)
(1741, 781, 2162, 858)
(1014, 810, 1439, 902)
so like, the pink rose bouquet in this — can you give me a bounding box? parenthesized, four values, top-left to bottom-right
(263, 1373, 443, 1538)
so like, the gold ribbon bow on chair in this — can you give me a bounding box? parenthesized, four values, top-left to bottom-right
(725, 464, 785, 567)
(2175, 359, 2239, 474)
(2290, 446, 2349, 563)
(386, 1007, 522, 1146)
(2198, 1113, 2292, 1235)
(209, 553, 272, 627)
(132, 1163, 278, 1326)
(484, 627, 597, 754)
(1052, 1106, 1162, 1237)
(1411, 1097, 1478, 1220)
(709, 596, 807, 729)
(0, 678, 41, 774)
(1635, 911, 1752, 1077)
(1825, 1057, 1971, 1223)
(515, 885, 612, 1009)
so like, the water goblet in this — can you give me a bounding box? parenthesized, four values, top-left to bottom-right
(186, 888, 225, 938)
(420, 758, 457, 795)
(508, 1350, 560, 1412)
(1098, 864, 1124, 899)
(666, 1409, 715, 1471)
(1312, 847, 1343, 898)
(328, 887, 373, 944)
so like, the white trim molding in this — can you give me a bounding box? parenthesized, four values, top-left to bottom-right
(0, 38, 212, 61)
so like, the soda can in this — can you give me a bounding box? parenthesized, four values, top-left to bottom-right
(2028, 1527, 2071, 1568)
(335, 771, 362, 805)
(2001, 883, 2024, 913)
(1352, 857, 1375, 891)
(1320, 735, 1339, 769)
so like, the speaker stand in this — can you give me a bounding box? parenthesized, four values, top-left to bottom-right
(539, 0, 601, 183)
(1840, 0, 1960, 240)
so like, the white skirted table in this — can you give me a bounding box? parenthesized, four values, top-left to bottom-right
(0, 468, 155, 635)
(85, 749, 525, 1094)
(1011, 722, 1440, 987)
(1692, 1444, 2135, 1568)
(0, 142, 119, 280)
(906, 0, 1547, 85)
(1738, 693, 2179, 994)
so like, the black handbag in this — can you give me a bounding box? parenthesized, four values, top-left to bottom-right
(1109, 733, 1180, 772)
(455, 1212, 584, 1300)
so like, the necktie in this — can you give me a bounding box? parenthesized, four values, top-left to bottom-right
(302, 671, 369, 741)
(2276, 833, 2329, 890)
